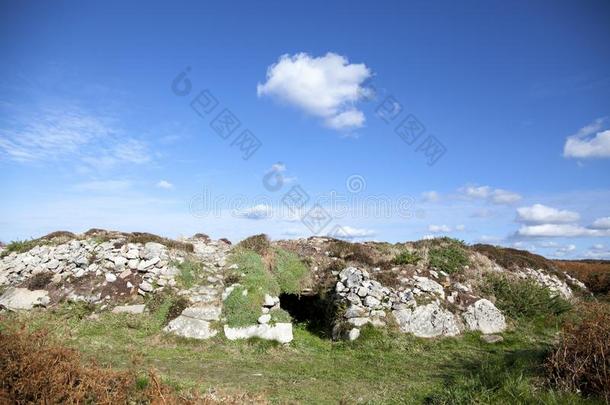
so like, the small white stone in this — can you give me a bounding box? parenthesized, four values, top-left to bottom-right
(105, 273, 117, 283)
(258, 314, 271, 324)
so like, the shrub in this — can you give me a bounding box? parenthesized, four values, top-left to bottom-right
(23, 272, 54, 290)
(327, 240, 377, 266)
(126, 232, 194, 253)
(473, 244, 555, 272)
(273, 248, 310, 294)
(554, 260, 610, 297)
(237, 234, 270, 255)
(393, 250, 421, 265)
(482, 274, 571, 320)
(1, 239, 42, 257)
(545, 302, 610, 402)
(0, 325, 256, 403)
(428, 244, 469, 274)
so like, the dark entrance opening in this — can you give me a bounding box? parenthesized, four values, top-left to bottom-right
(279, 292, 335, 339)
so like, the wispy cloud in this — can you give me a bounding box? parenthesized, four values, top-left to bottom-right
(73, 180, 132, 193)
(516, 204, 580, 224)
(458, 184, 522, 205)
(156, 180, 174, 189)
(0, 107, 152, 169)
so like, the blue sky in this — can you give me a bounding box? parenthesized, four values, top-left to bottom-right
(1, 0, 610, 259)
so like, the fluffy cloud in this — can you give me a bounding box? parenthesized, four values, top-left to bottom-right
(156, 180, 173, 189)
(591, 217, 610, 229)
(330, 226, 376, 240)
(516, 204, 580, 224)
(516, 224, 603, 237)
(234, 204, 273, 220)
(563, 118, 610, 158)
(428, 224, 452, 233)
(257, 52, 372, 130)
(459, 185, 522, 205)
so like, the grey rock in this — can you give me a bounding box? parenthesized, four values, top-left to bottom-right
(112, 304, 146, 314)
(165, 316, 217, 339)
(462, 299, 506, 334)
(393, 302, 460, 338)
(481, 334, 504, 344)
(0, 287, 50, 311)
(223, 323, 293, 343)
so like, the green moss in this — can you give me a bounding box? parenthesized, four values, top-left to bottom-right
(273, 248, 310, 294)
(223, 286, 263, 327)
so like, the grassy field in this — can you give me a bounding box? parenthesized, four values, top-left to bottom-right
(0, 300, 598, 404)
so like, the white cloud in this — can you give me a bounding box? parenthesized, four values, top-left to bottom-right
(490, 189, 522, 204)
(428, 224, 452, 233)
(257, 52, 372, 130)
(156, 180, 173, 189)
(459, 185, 521, 205)
(331, 226, 376, 240)
(421, 191, 440, 203)
(563, 118, 610, 158)
(74, 180, 131, 193)
(0, 108, 152, 168)
(234, 204, 273, 220)
(455, 224, 465, 231)
(591, 216, 610, 229)
(555, 244, 576, 256)
(461, 185, 491, 199)
(516, 204, 580, 224)
(516, 224, 603, 237)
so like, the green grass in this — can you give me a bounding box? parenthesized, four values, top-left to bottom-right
(0, 239, 46, 257)
(174, 258, 205, 289)
(224, 249, 280, 326)
(428, 243, 470, 274)
(1, 305, 597, 404)
(272, 248, 310, 294)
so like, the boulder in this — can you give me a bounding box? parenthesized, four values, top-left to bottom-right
(112, 304, 146, 314)
(165, 316, 217, 339)
(223, 323, 293, 344)
(0, 287, 50, 311)
(393, 302, 460, 338)
(462, 299, 506, 334)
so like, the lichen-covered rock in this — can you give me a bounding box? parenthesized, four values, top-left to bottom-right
(393, 302, 461, 337)
(165, 316, 217, 339)
(462, 299, 506, 334)
(0, 287, 50, 311)
(223, 323, 293, 343)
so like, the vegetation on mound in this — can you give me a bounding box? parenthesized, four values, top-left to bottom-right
(146, 291, 190, 326)
(473, 243, 557, 273)
(393, 249, 421, 265)
(327, 239, 378, 265)
(482, 273, 571, 320)
(224, 246, 311, 327)
(545, 302, 610, 402)
(554, 260, 610, 298)
(272, 248, 311, 294)
(237, 234, 271, 255)
(126, 232, 194, 253)
(174, 258, 205, 289)
(428, 239, 470, 274)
